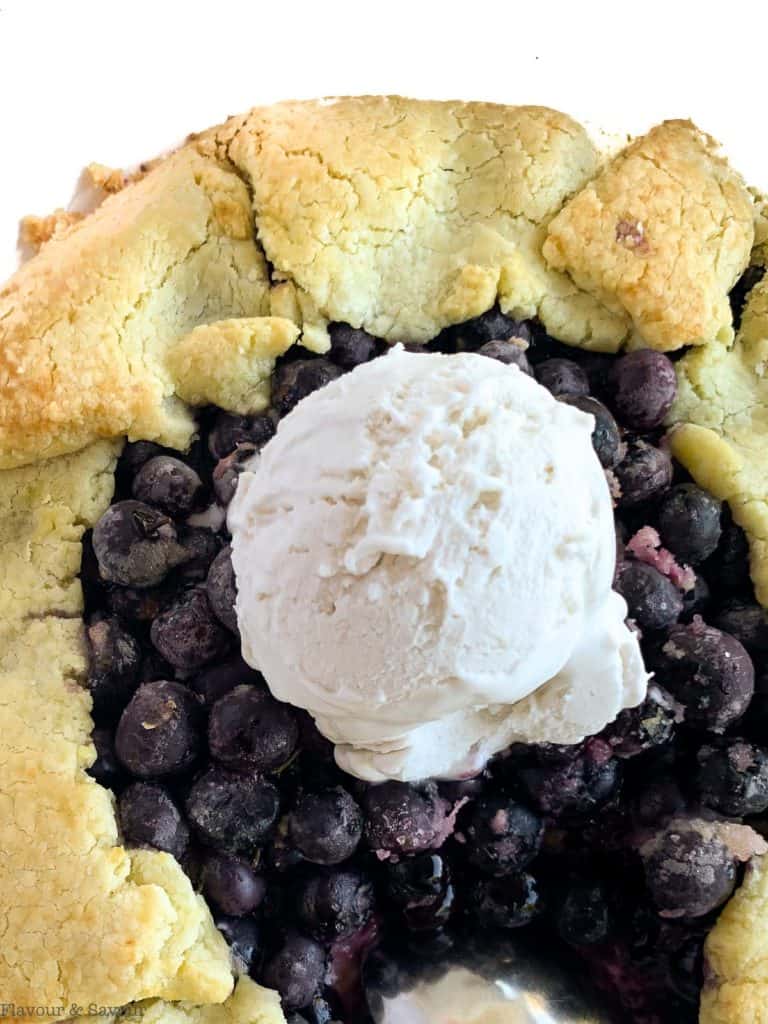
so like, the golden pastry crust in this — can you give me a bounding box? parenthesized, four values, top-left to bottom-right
(107, 978, 284, 1024)
(0, 148, 270, 471)
(700, 856, 768, 1024)
(167, 317, 299, 415)
(0, 444, 239, 1023)
(206, 96, 628, 352)
(669, 274, 768, 604)
(543, 121, 755, 352)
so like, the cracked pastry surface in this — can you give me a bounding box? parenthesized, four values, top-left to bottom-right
(543, 120, 755, 353)
(0, 444, 236, 1020)
(0, 95, 766, 1024)
(669, 275, 768, 604)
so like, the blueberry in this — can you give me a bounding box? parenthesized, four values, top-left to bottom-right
(385, 854, 454, 931)
(560, 395, 622, 469)
(201, 852, 266, 916)
(535, 358, 589, 397)
(261, 934, 326, 1010)
(208, 411, 275, 460)
(601, 687, 677, 758)
(209, 684, 299, 773)
(191, 656, 266, 705)
(117, 781, 189, 859)
(132, 455, 203, 517)
(175, 528, 222, 584)
(462, 797, 543, 875)
(363, 782, 448, 856)
(652, 621, 754, 733)
(615, 438, 673, 507)
(86, 615, 141, 719)
(694, 739, 768, 816)
(213, 443, 258, 506)
(215, 914, 261, 974)
(106, 583, 170, 622)
(555, 879, 613, 945)
(297, 869, 374, 940)
(614, 562, 683, 631)
(520, 739, 621, 819)
(607, 350, 677, 430)
(88, 727, 123, 789)
(476, 339, 532, 375)
(328, 323, 380, 369)
(705, 522, 751, 593)
(186, 766, 280, 853)
(640, 825, 736, 918)
(206, 546, 239, 634)
(93, 500, 187, 587)
(743, 669, 768, 742)
(272, 358, 343, 417)
(118, 441, 169, 477)
(657, 484, 722, 565)
(289, 786, 363, 865)
(115, 681, 202, 778)
(150, 586, 230, 671)
(470, 873, 540, 929)
(713, 598, 768, 655)
(453, 308, 532, 348)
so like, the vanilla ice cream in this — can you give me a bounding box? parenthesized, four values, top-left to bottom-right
(229, 347, 647, 782)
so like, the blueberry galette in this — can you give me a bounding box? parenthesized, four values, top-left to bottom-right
(1, 97, 767, 1024)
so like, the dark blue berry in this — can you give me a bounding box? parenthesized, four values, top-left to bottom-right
(214, 914, 261, 973)
(608, 350, 677, 431)
(150, 586, 230, 671)
(88, 727, 123, 789)
(132, 455, 203, 516)
(328, 323, 380, 369)
(86, 615, 141, 719)
(289, 786, 363, 865)
(118, 441, 169, 476)
(175, 528, 221, 584)
(657, 484, 722, 565)
(560, 395, 622, 469)
(209, 684, 299, 773)
(272, 358, 342, 417)
(705, 522, 751, 592)
(614, 562, 683, 631)
(520, 739, 621, 819)
(601, 687, 677, 758)
(454, 308, 532, 347)
(713, 598, 768, 655)
(208, 411, 275, 460)
(615, 438, 673, 507)
(640, 825, 736, 918)
(213, 443, 257, 506)
(201, 852, 266, 916)
(470, 873, 540, 929)
(363, 782, 448, 856)
(297, 869, 374, 939)
(115, 680, 202, 778)
(261, 934, 326, 1010)
(476, 339, 532, 375)
(117, 781, 189, 859)
(191, 655, 265, 705)
(93, 500, 187, 587)
(106, 582, 170, 622)
(681, 575, 711, 623)
(206, 546, 239, 634)
(186, 766, 280, 853)
(462, 796, 543, 875)
(652, 621, 754, 733)
(385, 854, 454, 931)
(695, 739, 768, 816)
(555, 879, 613, 945)
(535, 358, 589, 397)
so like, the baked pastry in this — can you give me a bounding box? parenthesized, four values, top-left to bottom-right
(1, 96, 767, 1024)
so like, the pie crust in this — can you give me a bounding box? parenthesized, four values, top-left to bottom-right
(0, 96, 766, 1024)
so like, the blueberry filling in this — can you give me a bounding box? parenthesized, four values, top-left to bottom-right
(83, 282, 767, 1023)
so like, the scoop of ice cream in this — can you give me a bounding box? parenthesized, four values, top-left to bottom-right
(230, 347, 647, 782)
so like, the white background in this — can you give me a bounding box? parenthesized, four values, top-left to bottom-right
(0, 0, 766, 281)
